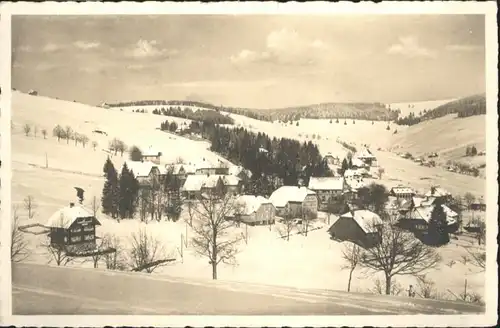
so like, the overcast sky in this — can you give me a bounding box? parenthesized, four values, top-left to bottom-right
(12, 15, 485, 108)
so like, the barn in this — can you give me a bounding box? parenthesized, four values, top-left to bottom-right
(328, 210, 383, 248)
(308, 177, 347, 210)
(45, 203, 101, 247)
(269, 186, 318, 219)
(229, 195, 276, 226)
(397, 204, 459, 233)
(390, 186, 416, 200)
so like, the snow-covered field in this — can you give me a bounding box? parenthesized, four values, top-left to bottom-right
(387, 98, 458, 117)
(10, 92, 486, 301)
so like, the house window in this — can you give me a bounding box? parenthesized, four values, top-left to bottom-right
(83, 225, 94, 232)
(83, 234, 95, 241)
(70, 227, 81, 233)
(70, 236, 82, 243)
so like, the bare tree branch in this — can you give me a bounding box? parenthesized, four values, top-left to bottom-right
(11, 206, 31, 262)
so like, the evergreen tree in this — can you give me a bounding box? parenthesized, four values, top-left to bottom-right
(101, 157, 119, 219)
(340, 158, 349, 175)
(428, 200, 450, 245)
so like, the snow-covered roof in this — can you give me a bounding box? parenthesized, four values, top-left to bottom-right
(203, 175, 223, 189)
(343, 169, 361, 178)
(340, 210, 382, 234)
(391, 186, 415, 195)
(269, 186, 316, 208)
(182, 175, 207, 191)
(345, 179, 366, 191)
(142, 145, 161, 157)
(222, 175, 241, 186)
(351, 157, 367, 168)
(233, 195, 272, 216)
(357, 148, 376, 159)
(46, 204, 100, 229)
(125, 160, 156, 178)
(411, 205, 457, 225)
(412, 196, 426, 208)
(425, 186, 451, 198)
(258, 147, 269, 153)
(308, 177, 344, 191)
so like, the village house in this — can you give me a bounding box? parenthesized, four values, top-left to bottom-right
(397, 203, 459, 233)
(390, 186, 416, 200)
(308, 176, 348, 210)
(269, 186, 318, 219)
(125, 161, 162, 187)
(141, 146, 162, 164)
(228, 195, 276, 226)
(46, 202, 101, 248)
(356, 148, 377, 167)
(324, 153, 341, 166)
(425, 186, 452, 203)
(328, 209, 383, 248)
(181, 174, 241, 200)
(168, 163, 196, 186)
(351, 157, 369, 169)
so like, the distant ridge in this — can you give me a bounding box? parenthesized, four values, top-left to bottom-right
(105, 99, 398, 122)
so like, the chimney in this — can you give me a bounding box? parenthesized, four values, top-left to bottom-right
(69, 202, 75, 208)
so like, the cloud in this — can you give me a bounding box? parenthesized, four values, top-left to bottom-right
(127, 39, 178, 59)
(42, 43, 64, 52)
(387, 36, 436, 58)
(230, 28, 331, 66)
(74, 41, 100, 50)
(445, 44, 483, 52)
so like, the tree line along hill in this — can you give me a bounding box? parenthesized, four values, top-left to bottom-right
(104, 99, 399, 122)
(395, 94, 486, 126)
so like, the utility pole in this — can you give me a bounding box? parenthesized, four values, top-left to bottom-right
(45, 152, 48, 168)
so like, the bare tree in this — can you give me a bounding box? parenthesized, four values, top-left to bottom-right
(277, 208, 297, 241)
(81, 134, 89, 148)
(464, 247, 486, 271)
(43, 241, 73, 266)
(52, 125, 65, 142)
(73, 132, 80, 146)
(33, 125, 39, 138)
(191, 191, 242, 280)
(360, 217, 441, 295)
(175, 157, 185, 164)
(92, 140, 98, 151)
(41, 128, 48, 139)
(23, 123, 31, 136)
(378, 167, 385, 179)
(129, 228, 173, 273)
(300, 207, 316, 236)
(185, 200, 196, 227)
(463, 192, 475, 211)
(11, 206, 30, 262)
(23, 195, 37, 220)
(415, 274, 437, 299)
(89, 195, 100, 217)
(341, 243, 364, 292)
(65, 126, 73, 144)
(102, 233, 127, 270)
(138, 188, 150, 223)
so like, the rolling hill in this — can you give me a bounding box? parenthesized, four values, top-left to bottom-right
(10, 91, 486, 304)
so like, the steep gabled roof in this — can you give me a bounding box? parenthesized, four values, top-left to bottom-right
(232, 195, 273, 216)
(339, 210, 382, 234)
(308, 177, 345, 191)
(125, 161, 156, 178)
(269, 186, 316, 208)
(46, 205, 100, 229)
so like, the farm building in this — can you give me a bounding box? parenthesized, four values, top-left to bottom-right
(324, 153, 341, 166)
(125, 161, 162, 187)
(425, 186, 452, 203)
(228, 195, 276, 226)
(181, 174, 241, 200)
(356, 148, 377, 166)
(308, 177, 348, 210)
(45, 203, 101, 248)
(328, 210, 383, 248)
(390, 186, 416, 200)
(141, 146, 162, 164)
(397, 204, 459, 233)
(269, 186, 318, 219)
